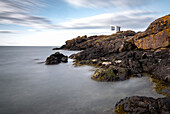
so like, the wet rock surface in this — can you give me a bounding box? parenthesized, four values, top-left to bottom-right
(115, 96, 170, 114)
(46, 52, 68, 65)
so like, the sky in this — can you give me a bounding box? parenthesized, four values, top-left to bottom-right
(0, 0, 169, 46)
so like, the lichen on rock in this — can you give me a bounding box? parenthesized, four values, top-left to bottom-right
(91, 66, 130, 81)
(133, 14, 170, 50)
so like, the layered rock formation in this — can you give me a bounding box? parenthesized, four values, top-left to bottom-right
(57, 30, 136, 52)
(46, 52, 68, 65)
(133, 14, 170, 50)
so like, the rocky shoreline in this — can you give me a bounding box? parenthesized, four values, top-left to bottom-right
(50, 14, 170, 113)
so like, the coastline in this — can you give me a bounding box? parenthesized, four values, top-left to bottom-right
(1, 47, 164, 114)
(50, 14, 170, 113)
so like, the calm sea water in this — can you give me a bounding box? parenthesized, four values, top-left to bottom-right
(0, 46, 164, 114)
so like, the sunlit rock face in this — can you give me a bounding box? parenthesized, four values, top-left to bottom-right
(133, 14, 170, 50)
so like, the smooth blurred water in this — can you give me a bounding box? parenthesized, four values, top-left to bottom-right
(0, 46, 164, 114)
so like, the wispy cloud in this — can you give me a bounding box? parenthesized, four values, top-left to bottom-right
(0, 0, 159, 32)
(65, 0, 154, 8)
(0, 0, 58, 29)
(0, 30, 21, 34)
(60, 10, 158, 30)
(28, 29, 42, 32)
(0, 0, 45, 13)
(0, 12, 58, 29)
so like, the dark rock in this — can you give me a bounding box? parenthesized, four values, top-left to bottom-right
(70, 47, 169, 85)
(69, 47, 110, 60)
(46, 52, 68, 65)
(61, 56, 68, 63)
(52, 47, 61, 50)
(135, 74, 142, 77)
(151, 48, 170, 82)
(115, 96, 170, 114)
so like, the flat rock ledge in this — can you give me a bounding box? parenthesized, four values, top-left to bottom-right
(114, 96, 170, 114)
(46, 52, 68, 65)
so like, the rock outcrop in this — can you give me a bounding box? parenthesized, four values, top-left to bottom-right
(67, 14, 170, 98)
(51, 14, 170, 114)
(46, 52, 68, 65)
(115, 96, 170, 114)
(133, 14, 170, 50)
(67, 14, 170, 84)
(57, 30, 136, 52)
(71, 48, 170, 84)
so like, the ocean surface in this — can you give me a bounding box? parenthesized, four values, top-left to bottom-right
(0, 46, 164, 114)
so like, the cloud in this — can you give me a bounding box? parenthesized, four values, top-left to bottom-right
(0, 0, 58, 29)
(0, 30, 21, 34)
(28, 29, 42, 32)
(0, 12, 58, 29)
(0, 0, 159, 31)
(65, 0, 153, 8)
(59, 10, 158, 30)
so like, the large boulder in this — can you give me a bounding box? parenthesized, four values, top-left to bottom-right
(115, 96, 170, 114)
(91, 66, 131, 81)
(133, 14, 170, 50)
(46, 52, 68, 65)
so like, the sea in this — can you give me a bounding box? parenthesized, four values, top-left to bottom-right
(0, 46, 164, 114)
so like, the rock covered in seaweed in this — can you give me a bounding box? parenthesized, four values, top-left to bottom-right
(46, 52, 68, 65)
(91, 66, 131, 81)
(115, 96, 170, 114)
